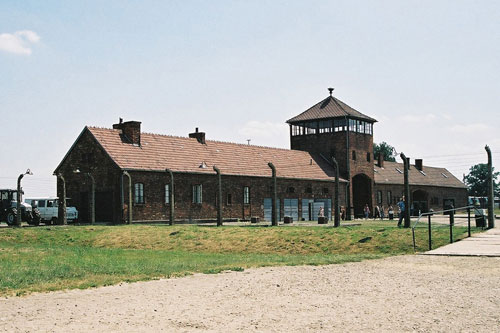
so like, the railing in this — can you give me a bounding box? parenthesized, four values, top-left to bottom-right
(411, 205, 485, 252)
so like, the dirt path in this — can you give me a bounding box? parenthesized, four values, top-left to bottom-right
(1, 255, 499, 332)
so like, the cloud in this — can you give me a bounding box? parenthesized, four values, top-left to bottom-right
(0, 30, 40, 55)
(238, 120, 289, 147)
(449, 123, 490, 134)
(399, 113, 437, 123)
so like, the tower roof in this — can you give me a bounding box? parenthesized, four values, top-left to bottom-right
(287, 95, 377, 124)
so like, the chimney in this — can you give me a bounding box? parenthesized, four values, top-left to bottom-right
(189, 127, 206, 144)
(113, 119, 141, 145)
(415, 159, 423, 171)
(406, 157, 411, 170)
(377, 153, 384, 168)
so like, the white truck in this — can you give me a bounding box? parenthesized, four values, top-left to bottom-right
(25, 197, 78, 225)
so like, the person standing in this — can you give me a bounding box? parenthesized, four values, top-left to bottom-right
(380, 205, 385, 220)
(397, 196, 405, 227)
(364, 204, 370, 219)
(374, 205, 381, 219)
(388, 205, 394, 220)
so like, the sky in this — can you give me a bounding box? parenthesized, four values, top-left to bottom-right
(1, 0, 499, 197)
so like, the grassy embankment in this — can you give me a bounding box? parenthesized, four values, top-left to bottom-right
(0, 221, 479, 296)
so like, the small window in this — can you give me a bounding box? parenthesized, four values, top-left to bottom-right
(352, 150, 356, 161)
(387, 191, 392, 205)
(165, 184, 170, 204)
(192, 184, 202, 204)
(134, 183, 144, 204)
(322, 187, 329, 194)
(431, 197, 439, 205)
(38, 200, 46, 208)
(377, 190, 382, 204)
(441, 173, 448, 178)
(306, 187, 312, 194)
(366, 152, 371, 162)
(287, 187, 295, 194)
(243, 186, 250, 204)
(395, 168, 403, 174)
(226, 193, 232, 205)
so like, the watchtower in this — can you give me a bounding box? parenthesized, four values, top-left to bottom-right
(287, 88, 377, 218)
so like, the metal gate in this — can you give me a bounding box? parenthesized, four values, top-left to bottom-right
(264, 198, 280, 222)
(283, 198, 299, 221)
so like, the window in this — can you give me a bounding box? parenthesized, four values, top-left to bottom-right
(377, 190, 383, 204)
(192, 184, 202, 204)
(243, 186, 250, 204)
(387, 191, 392, 205)
(348, 119, 356, 132)
(322, 187, 329, 194)
(287, 187, 295, 194)
(226, 193, 232, 205)
(395, 167, 403, 174)
(352, 150, 356, 161)
(134, 183, 144, 204)
(306, 187, 312, 194)
(334, 118, 346, 132)
(366, 152, 371, 162)
(165, 184, 170, 204)
(38, 200, 46, 208)
(318, 120, 332, 133)
(431, 197, 439, 205)
(304, 121, 317, 135)
(291, 125, 303, 136)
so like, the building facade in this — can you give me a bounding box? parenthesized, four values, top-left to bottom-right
(55, 90, 467, 223)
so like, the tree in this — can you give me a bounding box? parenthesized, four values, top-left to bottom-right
(464, 163, 499, 197)
(373, 142, 397, 162)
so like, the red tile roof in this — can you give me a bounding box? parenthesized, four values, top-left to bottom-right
(374, 161, 466, 188)
(287, 96, 377, 123)
(89, 127, 344, 182)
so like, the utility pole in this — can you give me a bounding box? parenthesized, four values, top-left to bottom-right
(332, 157, 340, 227)
(57, 174, 67, 225)
(400, 153, 411, 228)
(268, 162, 278, 226)
(16, 169, 32, 227)
(213, 166, 223, 226)
(165, 169, 175, 226)
(123, 171, 133, 224)
(485, 146, 495, 229)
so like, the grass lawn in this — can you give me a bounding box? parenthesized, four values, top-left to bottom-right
(0, 221, 481, 296)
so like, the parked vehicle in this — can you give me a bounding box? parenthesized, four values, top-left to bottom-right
(25, 197, 78, 225)
(0, 189, 41, 226)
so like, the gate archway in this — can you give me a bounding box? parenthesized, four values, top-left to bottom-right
(352, 173, 372, 218)
(412, 189, 428, 215)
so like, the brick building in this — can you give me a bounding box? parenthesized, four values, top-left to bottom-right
(55, 89, 467, 223)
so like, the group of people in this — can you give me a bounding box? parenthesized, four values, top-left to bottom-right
(363, 196, 406, 227)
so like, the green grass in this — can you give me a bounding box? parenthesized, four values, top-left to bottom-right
(0, 221, 481, 296)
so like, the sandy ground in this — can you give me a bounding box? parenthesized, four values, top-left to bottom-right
(1, 255, 499, 332)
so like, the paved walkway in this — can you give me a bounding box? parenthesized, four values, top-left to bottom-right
(426, 223, 500, 257)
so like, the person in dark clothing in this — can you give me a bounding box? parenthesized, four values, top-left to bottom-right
(397, 196, 405, 227)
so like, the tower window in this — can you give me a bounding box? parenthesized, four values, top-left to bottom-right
(304, 121, 317, 135)
(367, 152, 371, 162)
(318, 120, 332, 133)
(352, 150, 356, 160)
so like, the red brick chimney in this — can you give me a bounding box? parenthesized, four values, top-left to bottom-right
(189, 127, 206, 144)
(113, 119, 141, 146)
(377, 153, 384, 168)
(415, 159, 423, 171)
